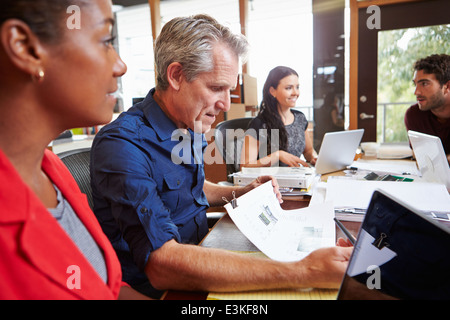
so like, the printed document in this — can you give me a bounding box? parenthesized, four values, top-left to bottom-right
(224, 181, 335, 262)
(325, 179, 450, 212)
(347, 229, 397, 277)
(349, 159, 420, 176)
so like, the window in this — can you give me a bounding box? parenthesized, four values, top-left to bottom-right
(377, 24, 450, 142)
(247, 0, 313, 117)
(116, 0, 313, 115)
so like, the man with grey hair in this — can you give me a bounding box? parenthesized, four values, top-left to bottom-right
(90, 14, 352, 299)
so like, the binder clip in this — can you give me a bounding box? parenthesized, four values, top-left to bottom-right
(222, 191, 238, 209)
(372, 232, 389, 250)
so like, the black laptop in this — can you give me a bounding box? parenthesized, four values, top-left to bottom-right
(337, 189, 450, 300)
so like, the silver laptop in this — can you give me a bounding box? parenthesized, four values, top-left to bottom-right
(337, 189, 450, 300)
(408, 130, 450, 190)
(314, 129, 364, 174)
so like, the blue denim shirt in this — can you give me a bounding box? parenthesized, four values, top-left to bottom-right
(90, 89, 209, 297)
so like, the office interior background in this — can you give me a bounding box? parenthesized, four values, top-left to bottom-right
(109, 0, 449, 147)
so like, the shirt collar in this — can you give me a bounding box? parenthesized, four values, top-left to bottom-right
(141, 89, 206, 147)
(142, 88, 179, 141)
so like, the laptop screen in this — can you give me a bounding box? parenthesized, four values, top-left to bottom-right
(408, 130, 450, 190)
(314, 129, 364, 175)
(337, 190, 450, 300)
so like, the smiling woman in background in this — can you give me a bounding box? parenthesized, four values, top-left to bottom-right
(0, 0, 149, 299)
(241, 66, 317, 168)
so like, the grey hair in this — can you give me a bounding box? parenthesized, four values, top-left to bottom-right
(154, 14, 249, 91)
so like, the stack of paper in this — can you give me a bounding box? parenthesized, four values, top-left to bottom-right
(208, 288, 338, 300)
(377, 144, 413, 159)
(349, 159, 420, 176)
(325, 178, 450, 221)
(231, 166, 315, 189)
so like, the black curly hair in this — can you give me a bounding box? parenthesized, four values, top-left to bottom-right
(414, 54, 450, 86)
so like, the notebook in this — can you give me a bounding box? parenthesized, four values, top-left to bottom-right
(314, 129, 364, 174)
(337, 189, 450, 300)
(408, 130, 450, 190)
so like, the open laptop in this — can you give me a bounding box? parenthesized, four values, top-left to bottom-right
(337, 189, 450, 300)
(408, 130, 450, 190)
(314, 129, 364, 174)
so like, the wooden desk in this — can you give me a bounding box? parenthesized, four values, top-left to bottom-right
(163, 195, 360, 300)
(164, 158, 450, 300)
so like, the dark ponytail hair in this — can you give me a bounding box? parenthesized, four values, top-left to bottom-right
(259, 66, 298, 153)
(0, 0, 87, 43)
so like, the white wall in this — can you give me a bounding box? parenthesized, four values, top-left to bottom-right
(116, 0, 313, 116)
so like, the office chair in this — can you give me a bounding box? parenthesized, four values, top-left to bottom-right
(58, 147, 94, 209)
(208, 118, 253, 226)
(57, 147, 222, 228)
(214, 117, 253, 182)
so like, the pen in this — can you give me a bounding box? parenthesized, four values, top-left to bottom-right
(333, 218, 356, 245)
(335, 207, 366, 214)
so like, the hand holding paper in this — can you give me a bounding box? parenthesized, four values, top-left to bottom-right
(237, 175, 283, 204)
(225, 181, 336, 262)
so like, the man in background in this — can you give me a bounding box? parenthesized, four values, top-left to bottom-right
(404, 54, 450, 163)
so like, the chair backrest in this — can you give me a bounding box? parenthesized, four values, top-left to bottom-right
(214, 117, 253, 178)
(57, 147, 93, 209)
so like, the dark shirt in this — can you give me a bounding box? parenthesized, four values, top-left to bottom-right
(404, 103, 450, 154)
(246, 109, 308, 165)
(90, 89, 209, 298)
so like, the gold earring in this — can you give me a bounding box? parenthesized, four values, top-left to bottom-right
(33, 69, 45, 83)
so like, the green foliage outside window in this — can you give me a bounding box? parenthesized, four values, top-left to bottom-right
(377, 24, 450, 142)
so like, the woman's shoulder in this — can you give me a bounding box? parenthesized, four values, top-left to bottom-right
(292, 109, 307, 122)
(291, 109, 308, 130)
(248, 114, 266, 129)
(291, 109, 305, 117)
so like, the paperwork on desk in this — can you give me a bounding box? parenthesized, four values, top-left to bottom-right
(224, 181, 335, 262)
(349, 159, 421, 176)
(231, 166, 315, 189)
(325, 178, 450, 221)
(376, 144, 413, 159)
(346, 229, 397, 278)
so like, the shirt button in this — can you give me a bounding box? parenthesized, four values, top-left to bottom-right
(177, 180, 180, 185)
(140, 207, 148, 214)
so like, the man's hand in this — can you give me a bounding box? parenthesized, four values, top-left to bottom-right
(297, 246, 353, 289)
(239, 175, 283, 203)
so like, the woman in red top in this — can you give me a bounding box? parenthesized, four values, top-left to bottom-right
(0, 0, 146, 299)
